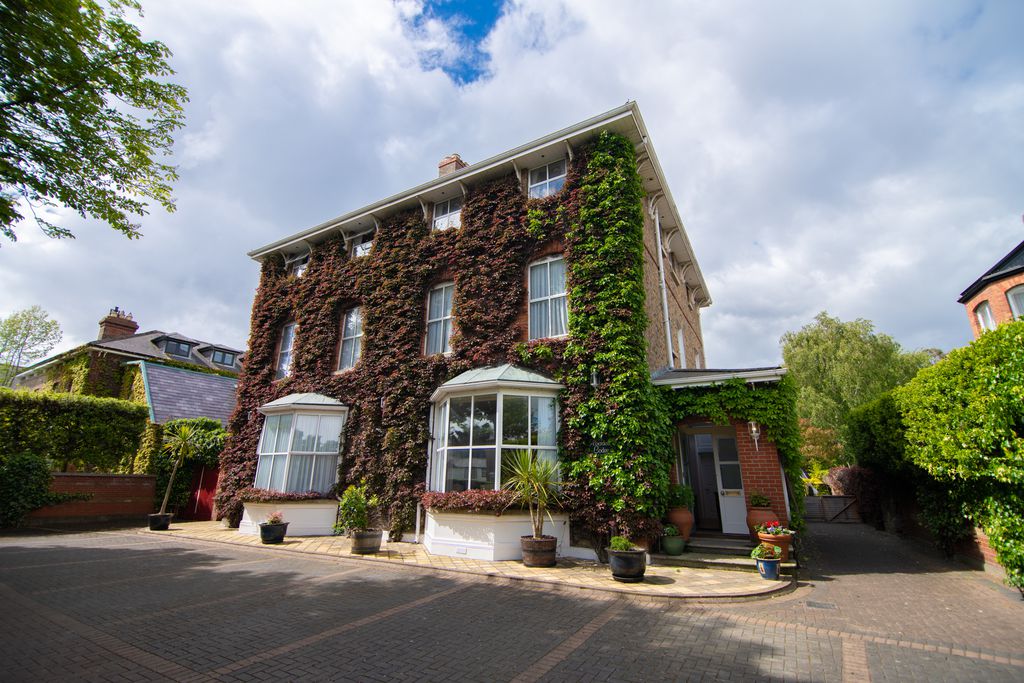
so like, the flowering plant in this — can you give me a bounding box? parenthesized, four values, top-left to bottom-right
(263, 510, 285, 525)
(756, 520, 794, 535)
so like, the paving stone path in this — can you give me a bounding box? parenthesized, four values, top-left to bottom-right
(1, 522, 1021, 681)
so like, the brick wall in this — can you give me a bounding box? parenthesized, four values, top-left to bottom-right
(25, 473, 156, 524)
(962, 271, 1024, 338)
(640, 208, 704, 373)
(733, 419, 790, 522)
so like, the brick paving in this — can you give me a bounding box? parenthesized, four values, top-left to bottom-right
(0, 522, 1021, 681)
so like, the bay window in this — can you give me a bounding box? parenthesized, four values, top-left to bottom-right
(254, 412, 345, 494)
(430, 390, 559, 492)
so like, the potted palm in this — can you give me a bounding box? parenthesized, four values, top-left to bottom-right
(148, 422, 202, 531)
(502, 449, 560, 567)
(661, 524, 686, 555)
(606, 536, 646, 582)
(259, 510, 288, 544)
(337, 483, 382, 554)
(751, 543, 783, 580)
(665, 484, 695, 540)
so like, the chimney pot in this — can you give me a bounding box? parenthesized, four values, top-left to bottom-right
(97, 307, 139, 341)
(438, 153, 467, 177)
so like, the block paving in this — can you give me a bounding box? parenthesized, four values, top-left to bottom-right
(0, 522, 1020, 681)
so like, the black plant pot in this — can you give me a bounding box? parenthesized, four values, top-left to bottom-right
(351, 529, 383, 554)
(606, 548, 647, 583)
(520, 535, 557, 567)
(148, 513, 172, 531)
(260, 522, 288, 544)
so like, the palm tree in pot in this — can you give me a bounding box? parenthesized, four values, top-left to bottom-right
(337, 483, 382, 554)
(502, 449, 560, 567)
(149, 423, 202, 530)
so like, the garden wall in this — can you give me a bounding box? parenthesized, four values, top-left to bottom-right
(25, 473, 155, 525)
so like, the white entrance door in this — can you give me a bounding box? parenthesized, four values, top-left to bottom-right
(714, 436, 747, 534)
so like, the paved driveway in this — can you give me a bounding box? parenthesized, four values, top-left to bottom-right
(1, 523, 1021, 682)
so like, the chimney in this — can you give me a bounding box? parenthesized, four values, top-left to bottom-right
(97, 307, 138, 341)
(438, 153, 467, 177)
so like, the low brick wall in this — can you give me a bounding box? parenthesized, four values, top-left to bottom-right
(25, 473, 156, 525)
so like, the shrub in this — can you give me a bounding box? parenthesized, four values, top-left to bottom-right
(0, 452, 88, 527)
(420, 489, 519, 514)
(264, 510, 285, 525)
(337, 483, 377, 532)
(239, 488, 326, 503)
(668, 484, 695, 510)
(663, 524, 679, 537)
(608, 536, 635, 552)
(749, 491, 772, 508)
(0, 388, 148, 471)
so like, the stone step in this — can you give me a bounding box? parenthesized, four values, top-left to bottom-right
(651, 551, 798, 575)
(680, 536, 755, 557)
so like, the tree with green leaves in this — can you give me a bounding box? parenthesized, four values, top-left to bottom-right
(157, 421, 204, 517)
(0, 0, 188, 243)
(0, 305, 62, 386)
(781, 311, 933, 446)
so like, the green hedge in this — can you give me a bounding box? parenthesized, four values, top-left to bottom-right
(0, 388, 148, 471)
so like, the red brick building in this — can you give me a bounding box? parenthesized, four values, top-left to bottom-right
(958, 238, 1024, 338)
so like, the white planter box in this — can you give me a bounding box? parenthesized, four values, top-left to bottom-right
(423, 510, 595, 561)
(240, 500, 338, 537)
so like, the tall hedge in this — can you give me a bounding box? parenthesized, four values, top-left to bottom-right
(894, 320, 1024, 590)
(0, 388, 148, 471)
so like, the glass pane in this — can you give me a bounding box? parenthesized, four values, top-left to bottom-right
(1009, 289, 1024, 318)
(717, 437, 739, 463)
(448, 396, 472, 446)
(259, 415, 280, 454)
(268, 454, 286, 491)
(351, 335, 362, 365)
(273, 414, 293, 452)
(473, 394, 497, 445)
(428, 287, 444, 320)
(548, 176, 565, 194)
(550, 295, 568, 337)
(528, 184, 546, 199)
(548, 258, 566, 295)
(254, 454, 271, 488)
(502, 396, 529, 445)
(470, 448, 496, 489)
(275, 350, 291, 378)
(315, 415, 343, 453)
(426, 320, 441, 355)
(720, 463, 743, 490)
(442, 284, 453, 316)
(343, 308, 361, 338)
(450, 196, 462, 212)
(549, 158, 566, 177)
(292, 414, 318, 452)
(695, 433, 714, 454)
(529, 166, 545, 185)
(286, 454, 314, 493)
(311, 454, 339, 494)
(441, 318, 452, 354)
(530, 262, 548, 300)
(531, 396, 557, 447)
(340, 339, 354, 369)
(445, 448, 470, 491)
(449, 211, 461, 229)
(529, 301, 548, 339)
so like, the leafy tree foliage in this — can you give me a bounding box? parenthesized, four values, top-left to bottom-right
(0, 305, 62, 386)
(0, 0, 188, 243)
(781, 311, 932, 438)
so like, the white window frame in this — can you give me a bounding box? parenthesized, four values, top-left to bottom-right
(429, 390, 559, 493)
(275, 322, 296, 380)
(286, 253, 309, 277)
(253, 410, 347, 495)
(432, 197, 462, 231)
(351, 232, 374, 258)
(337, 307, 363, 371)
(425, 283, 455, 356)
(528, 255, 569, 340)
(1007, 286, 1024, 320)
(975, 301, 995, 332)
(528, 159, 567, 199)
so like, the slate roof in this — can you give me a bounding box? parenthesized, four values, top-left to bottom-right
(958, 238, 1024, 303)
(651, 367, 786, 388)
(137, 361, 238, 426)
(91, 330, 243, 372)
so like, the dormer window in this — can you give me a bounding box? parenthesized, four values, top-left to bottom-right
(528, 159, 566, 199)
(432, 197, 462, 231)
(211, 349, 236, 366)
(165, 340, 192, 358)
(351, 232, 374, 258)
(286, 253, 309, 277)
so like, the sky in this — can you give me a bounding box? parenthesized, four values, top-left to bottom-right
(1, 0, 1022, 369)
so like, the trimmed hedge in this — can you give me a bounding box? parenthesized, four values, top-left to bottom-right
(0, 388, 148, 471)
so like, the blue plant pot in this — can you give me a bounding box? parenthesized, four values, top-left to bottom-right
(755, 557, 781, 580)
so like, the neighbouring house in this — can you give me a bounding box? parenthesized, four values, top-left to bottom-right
(958, 237, 1024, 338)
(14, 308, 242, 521)
(217, 102, 800, 559)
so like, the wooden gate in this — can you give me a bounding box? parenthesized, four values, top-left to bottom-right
(804, 495, 860, 522)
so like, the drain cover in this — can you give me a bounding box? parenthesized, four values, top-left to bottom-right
(806, 601, 838, 610)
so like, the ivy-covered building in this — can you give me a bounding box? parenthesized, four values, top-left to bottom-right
(220, 102, 800, 558)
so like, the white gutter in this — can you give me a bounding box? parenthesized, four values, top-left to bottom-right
(652, 367, 787, 388)
(651, 199, 674, 368)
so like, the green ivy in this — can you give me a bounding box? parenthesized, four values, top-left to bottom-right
(661, 375, 805, 529)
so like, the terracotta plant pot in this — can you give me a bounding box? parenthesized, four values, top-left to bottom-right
(757, 532, 792, 561)
(746, 506, 776, 541)
(350, 529, 383, 554)
(520, 535, 557, 567)
(666, 507, 694, 540)
(259, 522, 288, 544)
(607, 548, 647, 583)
